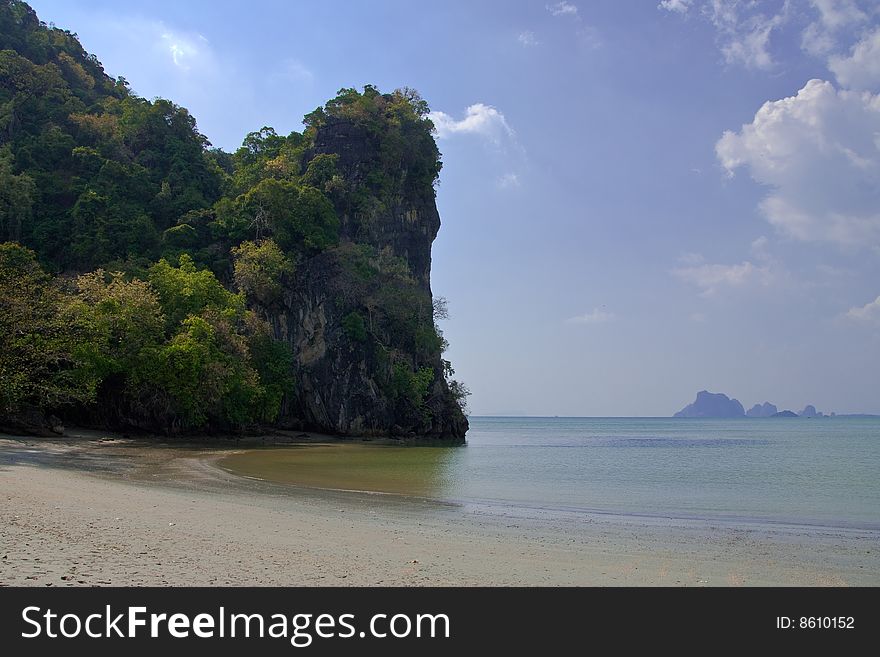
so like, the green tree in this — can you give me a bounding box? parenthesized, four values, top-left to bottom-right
(63, 269, 165, 384)
(238, 178, 339, 253)
(342, 311, 367, 342)
(135, 310, 265, 430)
(231, 238, 292, 306)
(0, 148, 35, 241)
(390, 362, 434, 420)
(148, 253, 244, 330)
(247, 323, 295, 423)
(0, 242, 87, 416)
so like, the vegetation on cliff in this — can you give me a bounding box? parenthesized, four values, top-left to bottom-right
(0, 0, 468, 438)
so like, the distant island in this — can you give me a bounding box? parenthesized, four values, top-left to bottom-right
(672, 391, 849, 418)
(673, 391, 744, 418)
(746, 402, 777, 418)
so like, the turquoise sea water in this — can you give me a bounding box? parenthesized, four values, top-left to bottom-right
(426, 417, 880, 529)
(221, 416, 880, 530)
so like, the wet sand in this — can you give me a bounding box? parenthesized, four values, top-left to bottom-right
(1, 433, 878, 586)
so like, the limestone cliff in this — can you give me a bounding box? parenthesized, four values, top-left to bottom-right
(265, 116, 468, 442)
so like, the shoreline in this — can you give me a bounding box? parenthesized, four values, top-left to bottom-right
(1, 434, 879, 586)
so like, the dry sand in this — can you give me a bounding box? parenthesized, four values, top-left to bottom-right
(1, 433, 878, 586)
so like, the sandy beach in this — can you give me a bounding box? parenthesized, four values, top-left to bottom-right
(1, 433, 878, 587)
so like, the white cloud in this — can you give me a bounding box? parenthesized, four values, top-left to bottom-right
(707, 1, 788, 70)
(567, 308, 615, 325)
(547, 2, 578, 17)
(720, 18, 783, 70)
(801, 20, 837, 57)
(663, 1, 878, 76)
(518, 31, 539, 47)
(660, 0, 787, 70)
(845, 295, 880, 323)
(673, 260, 773, 297)
(497, 172, 521, 188)
(91, 18, 217, 78)
(829, 27, 880, 91)
(658, 0, 694, 13)
(429, 103, 515, 143)
(800, 1, 872, 84)
(158, 29, 211, 72)
(716, 79, 880, 247)
(813, 0, 867, 28)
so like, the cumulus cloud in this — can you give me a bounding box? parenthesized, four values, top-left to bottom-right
(567, 308, 615, 325)
(518, 30, 539, 47)
(547, 2, 578, 17)
(716, 79, 880, 247)
(846, 295, 880, 323)
(829, 27, 880, 90)
(673, 259, 773, 297)
(429, 103, 515, 143)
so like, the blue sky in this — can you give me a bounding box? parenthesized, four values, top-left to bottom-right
(28, 0, 880, 415)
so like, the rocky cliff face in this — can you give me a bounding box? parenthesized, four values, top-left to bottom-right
(266, 117, 468, 442)
(306, 117, 438, 287)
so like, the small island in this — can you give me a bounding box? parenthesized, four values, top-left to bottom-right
(674, 392, 830, 418)
(673, 391, 745, 418)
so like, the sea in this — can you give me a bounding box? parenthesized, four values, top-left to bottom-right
(220, 416, 880, 530)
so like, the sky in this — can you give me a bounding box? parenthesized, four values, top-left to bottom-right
(26, 0, 880, 416)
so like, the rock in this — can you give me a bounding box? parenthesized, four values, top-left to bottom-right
(674, 391, 745, 418)
(0, 407, 64, 437)
(746, 402, 778, 418)
(259, 116, 468, 443)
(48, 416, 65, 434)
(771, 410, 798, 418)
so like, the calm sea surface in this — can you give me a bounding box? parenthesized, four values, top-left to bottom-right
(220, 417, 880, 530)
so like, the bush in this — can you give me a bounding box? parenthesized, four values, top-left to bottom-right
(390, 363, 434, 416)
(231, 238, 292, 306)
(342, 311, 367, 342)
